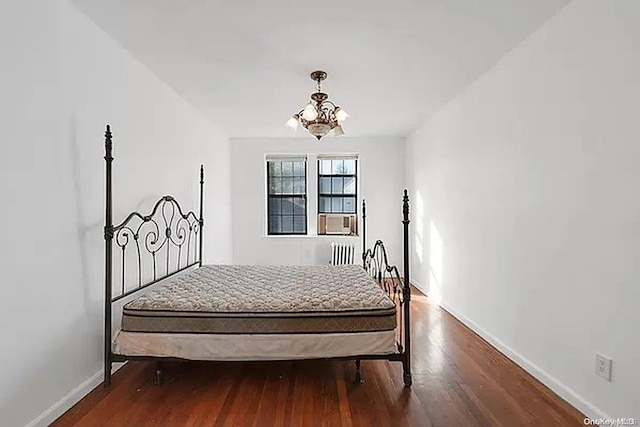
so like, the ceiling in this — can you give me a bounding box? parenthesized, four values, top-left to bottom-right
(72, 0, 570, 138)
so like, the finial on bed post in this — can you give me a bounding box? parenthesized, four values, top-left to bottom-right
(402, 188, 412, 386)
(402, 189, 410, 289)
(103, 124, 114, 387)
(361, 199, 367, 268)
(198, 164, 205, 267)
(104, 125, 113, 161)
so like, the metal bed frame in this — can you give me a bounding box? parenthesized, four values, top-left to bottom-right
(102, 125, 412, 387)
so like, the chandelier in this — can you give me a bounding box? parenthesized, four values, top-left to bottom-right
(285, 70, 349, 140)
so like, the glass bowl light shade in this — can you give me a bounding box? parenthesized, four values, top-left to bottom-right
(335, 107, 349, 122)
(302, 104, 318, 121)
(307, 123, 332, 140)
(285, 115, 299, 129)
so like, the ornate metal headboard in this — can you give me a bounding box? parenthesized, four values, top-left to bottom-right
(110, 194, 203, 302)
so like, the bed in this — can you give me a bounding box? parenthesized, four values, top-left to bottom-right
(102, 125, 412, 387)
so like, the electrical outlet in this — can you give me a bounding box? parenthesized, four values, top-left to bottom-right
(595, 353, 612, 381)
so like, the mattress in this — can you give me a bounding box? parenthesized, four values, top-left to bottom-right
(122, 265, 396, 335)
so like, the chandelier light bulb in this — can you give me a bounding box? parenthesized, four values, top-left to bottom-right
(335, 107, 349, 123)
(333, 124, 345, 137)
(302, 103, 318, 121)
(285, 115, 299, 129)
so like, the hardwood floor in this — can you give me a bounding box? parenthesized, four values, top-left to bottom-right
(53, 289, 585, 426)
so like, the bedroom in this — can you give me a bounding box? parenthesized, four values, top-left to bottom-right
(1, 0, 638, 426)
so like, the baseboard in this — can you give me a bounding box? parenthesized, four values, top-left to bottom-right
(434, 299, 609, 421)
(410, 278, 429, 297)
(26, 363, 126, 427)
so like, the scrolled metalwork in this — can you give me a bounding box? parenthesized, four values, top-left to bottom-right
(110, 195, 201, 301)
(363, 239, 407, 352)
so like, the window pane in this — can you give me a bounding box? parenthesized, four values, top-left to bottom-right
(332, 177, 344, 194)
(293, 177, 305, 194)
(343, 177, 356, 195)
(282, 198, 294, 215)
(269, 162, 281, 177)
(344, 159, 356, 174)
(344, 197, 356, 213)
(268, 197, 281, 214)
(293, 198, 305, 215)
(332, 197, 343, 212)
(282, 161, 293, 176)
(293, 216, 306, 233)
(268, 216, 281, 234)
(332, 159, 344, 174)
(293, 161, 304, 177)
(281, 216, 294, 233)
(320, 160, 332, 175)
(270, 177, 281, 195)
(319, 196, 331, 213)
(283, 178, 293, 194)
(320, 177, 331, 194)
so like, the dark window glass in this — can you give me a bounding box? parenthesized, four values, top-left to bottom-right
(282, 161, 293, 176)
(319, 177, 331, 193)
(343, 197, 356, 213)
(269, 216, 281, 234)
(331, 177, 344, 194)
(267, 159, 307, 235)
(332, 159, 344, 174)
(344, 159, 356, 174)
(343, 177, 356, 195)
(293, 216, 306, 233)
(319, 196, 331, 213)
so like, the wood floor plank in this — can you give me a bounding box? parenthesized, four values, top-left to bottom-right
(52, 288, 586, 427)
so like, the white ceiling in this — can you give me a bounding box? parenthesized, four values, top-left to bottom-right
(72, 0, 570, 138)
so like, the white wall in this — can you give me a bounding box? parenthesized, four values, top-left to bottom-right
(0, 2, 232, 426)
(406, 0, 639, 419)
(231, 137, 406, 266)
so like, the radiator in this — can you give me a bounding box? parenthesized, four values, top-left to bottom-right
(330, 242, 355, 265)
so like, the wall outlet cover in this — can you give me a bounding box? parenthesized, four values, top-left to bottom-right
(595, 353, 612, 381)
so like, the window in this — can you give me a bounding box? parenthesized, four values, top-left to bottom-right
(318, 156, 358, 235)
(266, 156, 307, 235)
(318, 157, 357, 214)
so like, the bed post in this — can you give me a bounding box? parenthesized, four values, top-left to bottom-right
(361, 199, 367, 267)
(402, 189, 412, 387)
(103, 125, 114, 387)
(198, 164, 204, 267)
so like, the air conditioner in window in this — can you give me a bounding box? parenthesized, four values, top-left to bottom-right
(318, 214, 357, 235)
